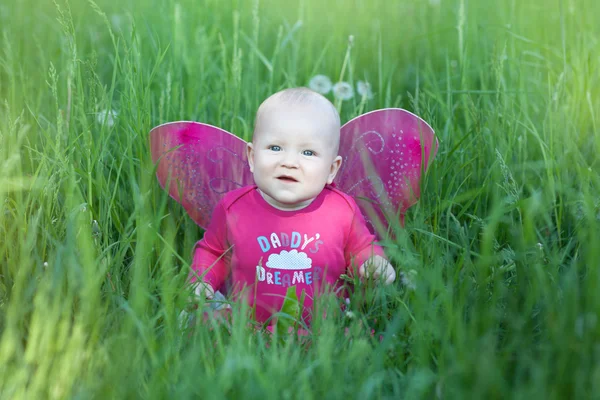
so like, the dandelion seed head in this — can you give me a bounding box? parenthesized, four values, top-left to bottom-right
(43, 262, 49, 268)
(400, 270, 417, 291)
(356, 80, 374, 99)
(111, 14, 124, 31)
(96, 109, 118, 127)
(332, 81, 354, 101)
(308, 74, 333, 95)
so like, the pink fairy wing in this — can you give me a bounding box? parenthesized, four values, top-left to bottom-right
(150, 121, 254, 229)
(335, 109, 438, 236)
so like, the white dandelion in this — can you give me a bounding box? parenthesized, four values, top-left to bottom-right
(400, 269, 417, 291)
(356, 80, 374, 99)
(96, 109, 118, 127)
(111, 14, 124, 31)
(332, 81, 354, 101)
(308, 75, 333, 94)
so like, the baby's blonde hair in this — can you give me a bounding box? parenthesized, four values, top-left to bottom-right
(253, 87, 341, 153)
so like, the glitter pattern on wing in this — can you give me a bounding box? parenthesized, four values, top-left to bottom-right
(335, 109, 438, 236)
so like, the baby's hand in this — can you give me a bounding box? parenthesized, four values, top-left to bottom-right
(194, 282, 232, 312)
(358, 255, 396, 284)
(179, 282, 227, 331)
(194, 281, 215, 299)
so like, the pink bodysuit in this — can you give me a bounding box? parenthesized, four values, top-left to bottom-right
(191, 185, 385, 324)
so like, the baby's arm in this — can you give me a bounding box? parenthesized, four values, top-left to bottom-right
(190, 201, 230, 298)
(345, 202, 396, 285)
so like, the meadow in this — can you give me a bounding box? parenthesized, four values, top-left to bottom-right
(1, 0, 599, 398)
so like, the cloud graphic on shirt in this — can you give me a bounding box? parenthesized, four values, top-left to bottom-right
(266, 249, 312, 270)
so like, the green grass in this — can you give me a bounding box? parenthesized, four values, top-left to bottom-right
(1, 0, 599, 398)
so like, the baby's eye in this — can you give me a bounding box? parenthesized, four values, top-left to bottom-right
(302, 150, 315, 156)
(269, 145, 282, 151)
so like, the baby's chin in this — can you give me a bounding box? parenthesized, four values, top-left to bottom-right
(259, 190, 315, 211)
(273, 197, 315, 210)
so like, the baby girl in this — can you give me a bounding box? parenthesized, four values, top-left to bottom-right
(190, 87, 396, 325)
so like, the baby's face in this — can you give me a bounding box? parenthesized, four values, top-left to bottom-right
(247, 105, 342, 210)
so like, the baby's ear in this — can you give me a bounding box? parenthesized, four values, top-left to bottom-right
(327, 155, 343, 184)
(246, 142, 255, 173)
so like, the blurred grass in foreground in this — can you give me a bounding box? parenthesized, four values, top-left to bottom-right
(0, 0, 599, 398)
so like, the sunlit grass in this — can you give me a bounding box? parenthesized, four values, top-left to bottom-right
(1, 0, 599, 398)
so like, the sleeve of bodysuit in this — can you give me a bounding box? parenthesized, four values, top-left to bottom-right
(190, 200, 231, 290)
(344, 201, 386, 275)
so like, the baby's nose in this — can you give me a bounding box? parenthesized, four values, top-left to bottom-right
(281, 151, 299, 167)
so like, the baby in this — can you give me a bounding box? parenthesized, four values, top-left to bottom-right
(190, 87, 395, 325)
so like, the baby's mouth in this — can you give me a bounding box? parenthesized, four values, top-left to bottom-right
(277, 175, 298, 183)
